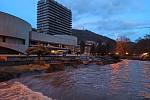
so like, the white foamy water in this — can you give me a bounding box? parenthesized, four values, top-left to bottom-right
(0, 81, 52, 100)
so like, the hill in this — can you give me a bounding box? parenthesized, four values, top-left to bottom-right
(72, 29, 116, 45)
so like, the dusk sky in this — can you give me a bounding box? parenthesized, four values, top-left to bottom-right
(0, 0, 150, 41)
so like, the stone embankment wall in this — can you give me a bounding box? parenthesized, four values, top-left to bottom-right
(0, 55, 78, 66)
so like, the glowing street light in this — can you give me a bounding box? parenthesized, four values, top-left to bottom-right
(144, 53, 148, 55)
(126, 52, 129, 55)
(51, 50, 55, 53)
(142, 53, 148, 56)
(116, 52, 119, 55)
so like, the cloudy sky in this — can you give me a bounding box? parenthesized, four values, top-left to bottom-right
(0, 0, 150, 41)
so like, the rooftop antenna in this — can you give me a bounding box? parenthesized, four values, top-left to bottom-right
(115, 33, 119, 40)
(83, 27, 85, 30)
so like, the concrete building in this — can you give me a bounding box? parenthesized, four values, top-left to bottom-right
(84, 41, 96, 55)
(0, 11, 77, 54)
(30, 31, 77, 53)
(0, 12, 31, 54)
(37, 0, 72, 35)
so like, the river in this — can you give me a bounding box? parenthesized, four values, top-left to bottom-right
(1, 60, 150, 100)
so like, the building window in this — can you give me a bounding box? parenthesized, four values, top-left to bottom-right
(23, 40, 25, 45)
(2, 36, 6, 42)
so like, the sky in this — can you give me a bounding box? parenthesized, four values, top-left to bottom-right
(0, 0, 150, 41)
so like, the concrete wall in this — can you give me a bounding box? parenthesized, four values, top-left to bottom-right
(0, 12, 32, 54)
(31, 31, 77, 46)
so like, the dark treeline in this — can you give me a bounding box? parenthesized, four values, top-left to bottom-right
(92, 40, 113, 56)
(115, 34, 150, 58)
(80, 34, 150, 59)
(134, 34, 150, 55)
(80, 40, 114, 56)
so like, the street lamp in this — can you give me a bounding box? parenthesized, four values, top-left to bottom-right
(116, 52, 119, 55)
(126, 52, 129, 55)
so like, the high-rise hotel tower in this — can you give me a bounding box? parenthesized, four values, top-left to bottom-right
(37, 0, 72, 35)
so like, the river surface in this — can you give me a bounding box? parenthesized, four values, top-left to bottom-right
(3, 60, 150, 100)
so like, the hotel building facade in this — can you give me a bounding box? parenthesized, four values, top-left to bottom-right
(37, 0, 72, 35)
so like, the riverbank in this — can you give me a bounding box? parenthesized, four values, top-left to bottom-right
(0, 55, 121, 82)
(0, 64, 49, 82)
(120, 56, 150, 61)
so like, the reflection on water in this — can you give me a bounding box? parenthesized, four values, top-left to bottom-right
(5, 60, 150, 100)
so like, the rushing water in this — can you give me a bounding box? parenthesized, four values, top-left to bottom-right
(2, 60, 150, 100)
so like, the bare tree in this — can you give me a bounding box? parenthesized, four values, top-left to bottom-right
(116, 36, 131, 56)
